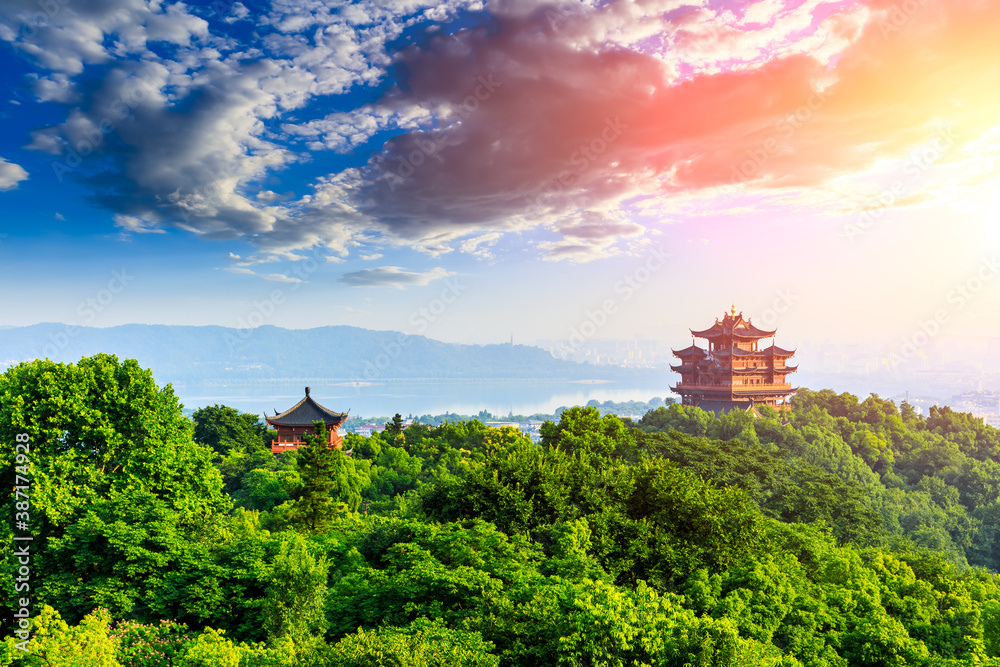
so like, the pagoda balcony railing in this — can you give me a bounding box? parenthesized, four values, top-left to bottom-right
(675, 383, 794, 391)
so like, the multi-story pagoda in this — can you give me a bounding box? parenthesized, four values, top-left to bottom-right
(670, 305, 797, 413)
(266, 387, 349, 453)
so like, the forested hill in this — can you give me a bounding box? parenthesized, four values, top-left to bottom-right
(7, 355, 1000, 665)
(0, 323, 658, 382)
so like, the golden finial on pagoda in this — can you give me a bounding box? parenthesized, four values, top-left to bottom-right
(731, 301, 737, 317)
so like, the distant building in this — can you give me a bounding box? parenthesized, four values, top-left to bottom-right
(952, 390, 1000, 428)
(671, 305, 798, 413)
(355, 424, 385, 438)
(485, 422, 521, 430)
(266, 387, 349, 453)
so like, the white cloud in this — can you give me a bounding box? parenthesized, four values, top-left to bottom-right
(338, 265, 452, 288)
(0, 158, 29, 191)
(0, 0, 211, 75)
(30, 73, 78, 103)
(9, 0, 988, 273)
(459, 232, 501, 259)
(225, 266, 304, 283)
(114, 214, 164, 234)
(225, 3, 251, 24)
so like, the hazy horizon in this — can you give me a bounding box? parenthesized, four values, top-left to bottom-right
(2, 0, 999, 364)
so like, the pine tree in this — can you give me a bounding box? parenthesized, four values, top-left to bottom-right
(292, 421, 337, 533)
(291, 421, 370, 533)
(385, 412, 405, 436)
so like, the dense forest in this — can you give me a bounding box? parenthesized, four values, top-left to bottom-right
(5, 354, 1000, 665)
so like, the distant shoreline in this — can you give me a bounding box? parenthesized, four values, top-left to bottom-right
(172, 376, 662, 388)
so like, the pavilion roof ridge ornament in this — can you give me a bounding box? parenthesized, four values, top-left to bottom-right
(267, 387, 349, 454)
(266, 386, 349, 427)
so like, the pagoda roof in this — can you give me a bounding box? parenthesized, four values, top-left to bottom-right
(672, 345, 707, 358)
(710, 346, 758, 358)
(691, 310, 776, 340)
(760, 345, 796, 357)
(266, 387, 349, 427)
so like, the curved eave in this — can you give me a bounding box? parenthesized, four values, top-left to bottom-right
(266, 414, 350, 427)
(732, 388, 798, 396)
(761, 345, 797, 356)
(690, 325, 724, 337)
(713, 348, 759, 358)
(693, 331, 729, 339)
(732, 330, 776, 340)
(266, 395, 351, 427)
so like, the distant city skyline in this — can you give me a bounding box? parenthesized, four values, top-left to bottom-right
(1, 1, 999, 353)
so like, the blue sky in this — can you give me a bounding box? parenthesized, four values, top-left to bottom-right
(1, 0, 999, 353)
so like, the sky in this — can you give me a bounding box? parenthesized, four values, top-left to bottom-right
(1, 0, 999, 354)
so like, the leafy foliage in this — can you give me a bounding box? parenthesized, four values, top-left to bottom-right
(11, 357, 1000, 667)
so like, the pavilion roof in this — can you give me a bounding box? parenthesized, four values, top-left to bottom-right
(691, 310, 776, 340)
(760, 344, 796, 357)
(672, 344, 708, 358)
(266, 387, 349, 427)
(710, 346, 759, 358)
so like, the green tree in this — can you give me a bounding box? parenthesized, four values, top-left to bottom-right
(292, 422, 370, 532)
(192, 405, 273, 494)
(18, 605, 121, 667)
(265, 534, 329, 654)
(386, 413, 405, 437)
(540, 406, 635, 460)
(233, 468, 303, 512)
(327, 619, 498, 667)
(292, 422, 341, 533)
(0, 355, 228, 618)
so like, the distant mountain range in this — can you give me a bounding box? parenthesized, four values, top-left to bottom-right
(0, 324, 663, 384)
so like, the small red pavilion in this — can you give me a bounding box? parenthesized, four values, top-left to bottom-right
(266, 387, 349, 454)
(670, 305, 797, 413)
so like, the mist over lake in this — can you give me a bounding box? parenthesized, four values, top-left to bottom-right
(174, 378, 671, 418)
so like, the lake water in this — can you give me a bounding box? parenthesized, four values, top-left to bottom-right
(173, 378, 671, 419)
